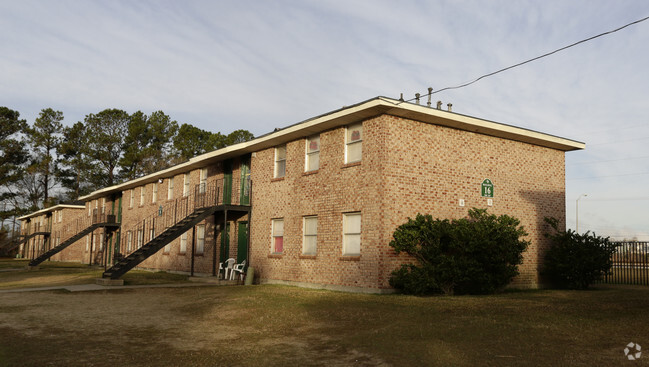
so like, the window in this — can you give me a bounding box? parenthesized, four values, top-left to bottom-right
(92, 235, 96, 252)
(99, 233, 104, 251)
(303, 216, 317, 255)
(88, 202, 91, 216)
(129, 190, 134, 208)
(127, 231, 133, 252)
(167, 177, 174, 200)
(271, 218, 284, 253)
(305, 135, 320, 172)
(274, 145, 286, 178)
(58, 210, 62, 223)
(183, 173, 190, 197)
(150, 227, 155, 242)
(152, 182, 158, 203)
(343, 212, 361, 255)
(196, 225, 205, 254)
(199, 168, 207, 194)
(345, 123, 363, 163)
(164, 243, 171, 254)
(137, 229, 143, 249)
(180, 232, 188, 253)
(140, 186, 145, 206)
(101, 198, 105, 214)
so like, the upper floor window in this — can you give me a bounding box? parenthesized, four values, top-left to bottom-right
(274, 145, 286, 178)
(152, 182, 158, 203)
(345, 123, 363, 163)
(129, 190, 134, 208)
(303, 216, 317, 255)
(199, 168, 208, 194)
(101, 198, 105, 214)
(139, 186, 145, 206)
(343, 212, 361, 255)
(167, 177, 174, 200)
(183, 173, 190, 197)
(272, 218, 284, 253)
(305, 135, 320, 172)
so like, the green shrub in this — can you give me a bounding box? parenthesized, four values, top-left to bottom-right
(541, 217, 614, 290)
(389, 209, 529, 295)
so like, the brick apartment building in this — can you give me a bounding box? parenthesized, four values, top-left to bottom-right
(20, 97, 584, 292)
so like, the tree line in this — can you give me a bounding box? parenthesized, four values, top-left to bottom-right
(0, 106, 254, 227)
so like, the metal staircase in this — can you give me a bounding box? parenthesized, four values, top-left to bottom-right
(102, 206, 219, 279)
(28, 220, 119, 267)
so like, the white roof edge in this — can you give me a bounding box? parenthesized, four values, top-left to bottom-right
(78, 96, 584, 201)
(18, 204, 86, 220)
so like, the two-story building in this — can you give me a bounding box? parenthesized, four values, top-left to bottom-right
(22, 97, 584, 292)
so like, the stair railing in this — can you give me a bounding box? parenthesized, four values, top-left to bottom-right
(114, 176, 250, 262)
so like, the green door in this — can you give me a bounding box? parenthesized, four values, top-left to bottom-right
(240, 155, 251, 205)
(237, 222, 248, 263)
(220, 223, 230, 261)
(223, 160, 232, 205)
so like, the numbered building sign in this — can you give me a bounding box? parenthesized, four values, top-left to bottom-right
(481, 179, 494, 198)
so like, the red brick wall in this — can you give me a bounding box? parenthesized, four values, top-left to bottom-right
(250, 114, 565, 291)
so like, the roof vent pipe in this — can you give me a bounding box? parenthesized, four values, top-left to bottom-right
(437, 101, 442, 109)
(427, 88, 433, 107)
(447, 103, 453, 112)
(415, 93, 420, 105)
(399, 93, 404, 102)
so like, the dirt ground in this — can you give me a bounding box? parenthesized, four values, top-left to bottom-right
(1, 261, 648, 367)
(0, 285, 387, 367)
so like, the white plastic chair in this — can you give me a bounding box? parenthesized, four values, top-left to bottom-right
(223, 258, 236, 280)
(231, 260, 246, 281)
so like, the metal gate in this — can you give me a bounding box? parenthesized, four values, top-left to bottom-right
(600, 241, 649, 286)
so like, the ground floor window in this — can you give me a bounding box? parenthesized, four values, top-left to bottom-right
(180, 232, 188, 253)
(196, 225, 205, 254)
(272, 218, 284, 253)
(343, 212, 361, 255)
(303, 216, 317, 255)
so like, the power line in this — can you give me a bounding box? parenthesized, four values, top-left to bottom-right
(400, 15, 649, 104)
(568, 155, 649, 166)
(568, 171, 649, 180)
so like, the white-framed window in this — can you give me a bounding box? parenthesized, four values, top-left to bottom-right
(88, 202, 91, 216)
(152, 182, 158, 203)
(129, 190, 134, 208)
(183, 173, 190, 197)
(196, 225, 205, 254)
(274, 145, 286, 178)
(343, 212, 361, 255)
(149, 227, 155, 242)
(167, 177, 174, 200)
(199, 168, 208, 194)
(137, 229, 143, 249)
(127, 231, 133, 252)
(303, 216, 317, 255)
(58, 210, 62, 223)
(163, 243, 171, 253)
(99, 233, 104, 251)
(92, 234, 96, 252)
(140, 186, 145, 206)
(305, 135, 320, 172)
(180, 232, 188, 253)
(101, 198, 105, 214)
(271, 218, 284, 253)
(345, 123, 363, 163)
(55, 236, 60, 247)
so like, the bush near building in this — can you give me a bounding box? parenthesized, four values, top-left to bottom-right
(389, 209, 529, 295)
(541, 217, 614, 290)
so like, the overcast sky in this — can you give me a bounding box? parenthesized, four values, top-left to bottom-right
(2, 0, 648, 239)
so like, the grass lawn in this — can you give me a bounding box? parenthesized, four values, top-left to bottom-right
(0, 258, 189, 289)
(0, 264, 647, 366)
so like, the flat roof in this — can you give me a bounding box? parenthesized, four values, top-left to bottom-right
(79, 96, 584, 201)
(18, 204, 86, 221)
